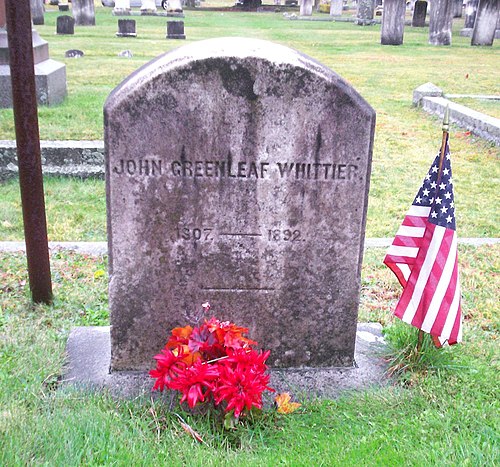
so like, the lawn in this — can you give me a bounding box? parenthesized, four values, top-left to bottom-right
(0, 6, 499, 465)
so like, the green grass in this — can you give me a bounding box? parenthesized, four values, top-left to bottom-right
(0, 245, 498, 464)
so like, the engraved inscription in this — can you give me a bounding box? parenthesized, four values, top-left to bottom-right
(113, 156, 359, 181)
(176, 226, 213, 241)
(267, 229, 302, 242)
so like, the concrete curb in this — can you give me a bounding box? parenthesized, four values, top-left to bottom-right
(1, 238, 498, 256)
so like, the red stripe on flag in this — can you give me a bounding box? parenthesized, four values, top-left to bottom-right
(402, 215, 428, 228)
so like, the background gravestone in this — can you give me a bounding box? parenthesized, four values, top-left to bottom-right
(30, 0, 44, 25)
(381, 0, 406, 45)
(56, 15, 74, 35)
(105, 38, 375, 371)
(166, 21, 185, 39)
(429, 0, 454, 45)
(471, 0, 498, 46)
(116, 19, 136, 37)
(356, 0, 375, 25)
(72, 0, 95, 26)
(412, 0, 427, 27)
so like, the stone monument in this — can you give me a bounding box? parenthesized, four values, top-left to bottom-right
(429, 0, 454, 45)
(0, 15, 66, 107)
(30, 0, 44, 25)
(381, 0, 406, 45)
(471, 0, 498, 46)
(412, 0, 427, 27)
(166, 21, 185, 39)
(116, 19, 136, 37)
(72, 0, 95, 26)
(140, 0, 157, 14)
(113, 0, 131, 15)
(104, 38, 375, 371)
(330, 0, 343, 17)
(56, 15, 75, 35)
(300, 0, 313, 15)
(356, 0, 375, 25)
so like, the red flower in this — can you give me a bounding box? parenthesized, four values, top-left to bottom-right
(169, 360, 220, 408)
(214, 349, 273, 418)
(149, 348, 187, 392)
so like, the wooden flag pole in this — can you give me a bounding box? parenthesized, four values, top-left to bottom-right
(416, 106, 450, 354)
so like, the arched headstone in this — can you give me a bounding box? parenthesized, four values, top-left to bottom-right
(104, 38, 375, 371)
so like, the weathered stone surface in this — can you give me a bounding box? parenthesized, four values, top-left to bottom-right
(105, 38, 375, 371)
(30, 0, 45, 25)
(428, 0, 454, 45)
(113, 0, 131, 15)
(412, 0, 427, 27)
(117, 19, 136, 37)
(300, 0, 313, 15)
(453, 0, 463, 17)
(471, 0, 498, 46)
(381, 0, 406, 45)
(330, 0, 343, 16)
(73, 0, 95, 25)
(56, 15, 75, 35)
(166, 20, 185, 39)
(356, 0, 375, 25)
(464, 0, 479, 28)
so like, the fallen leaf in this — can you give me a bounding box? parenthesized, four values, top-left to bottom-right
(275, 392, 301, 414)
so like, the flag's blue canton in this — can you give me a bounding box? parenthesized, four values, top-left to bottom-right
(412, 144, 456, 231)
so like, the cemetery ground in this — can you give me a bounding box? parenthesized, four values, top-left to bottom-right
(0, 5, 499, 465)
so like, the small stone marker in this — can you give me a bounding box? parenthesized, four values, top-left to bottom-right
(300, 0, 313, 16)
(166, 21, 185, 39)
(30, 0, 45, 25)
(412, 0, 427, 27)
(381, 0, 405, 45)
(65, 49, 84, 58)
(464, 0, 478, 28)
(58, 4, 69, 11)
(453, 0, 463, 18)
(116, 19, 137, 37)
(105, 38, 375, 372)
(57, 16, 75, 35)
(118, 49, 133, 58)
(330, 0, 343, 17)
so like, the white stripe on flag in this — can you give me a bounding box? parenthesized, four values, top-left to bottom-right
(421, 232, 458, 333)
(407, 205, 432, 217)
(396, 263, 411, 281)
(399, 226, 447, 325)
(440, 273, 462, 343)
(386, 244, 419, 258)
(396, 225, 426, 237)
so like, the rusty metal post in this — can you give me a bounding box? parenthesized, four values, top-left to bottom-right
(5, 0, 52, 303)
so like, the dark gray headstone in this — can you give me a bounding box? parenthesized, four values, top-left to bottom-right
(116, 19, 137, 37)
(464, 0, 479, 28)
(104, 38, 375, 372)
(429, 0, 454, 45)
(381, 0, 406, 45)
(412, 0, 427, 27)
(57, 16, 75, 35)
(166, 21, 185, 39)
(30, 0, 45, 25)
(356, 0, 376, 25)
(471, 0, 498, 46)
(72, 0, 96, 26)
(58, 4, 70, 11)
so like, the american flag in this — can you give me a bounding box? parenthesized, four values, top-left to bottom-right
(384, 137, 462, 346)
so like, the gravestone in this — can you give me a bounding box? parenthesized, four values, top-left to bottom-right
(58, 4, 69, 11)
(471, 0, 498, 46)
(464, 0, 478, 28)
(72, 0, 95, 26)
(330, 0, 343, 16)
(113, 0, 131, 15)
(140, 0, 157, 13)
(356, 0, 375, 25)
(300, 0, 313, 15)
(412, 0, 427, 27)
(65, 49, 84, 58)
(453, 0, 463, 17)
(429, 0, 453, 45)
(30, 0, 44, 25)
(381, 0, 406, 45)
(166, 21, 185, 39)
(166, 0, 183, 13)
(104, 38, 375, 372)
(56, 16, 75, 35)
(116, 19, 136, 37)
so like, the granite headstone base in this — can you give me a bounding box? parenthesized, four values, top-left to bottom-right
(0, 60, 67, 108)
(63, 324, 388, 399)
(116, 19, 137, 37)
